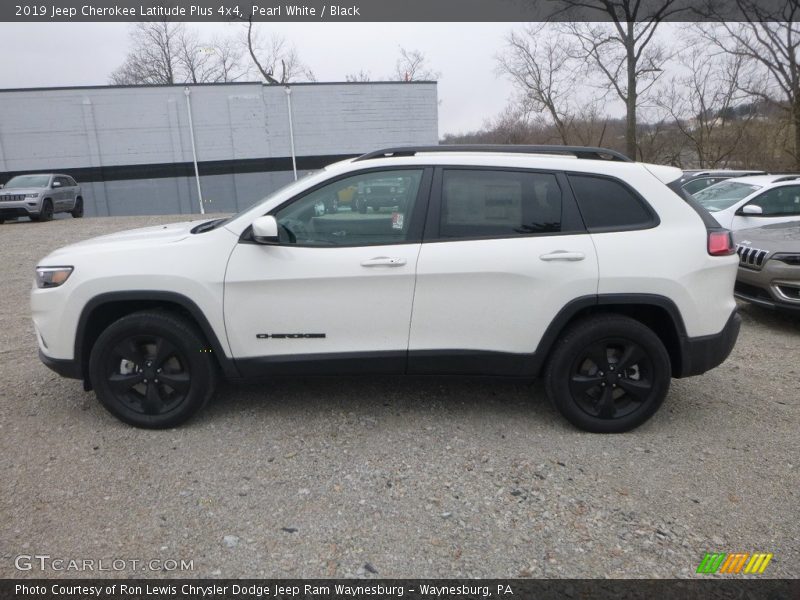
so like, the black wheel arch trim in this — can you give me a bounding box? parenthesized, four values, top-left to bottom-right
(74, 291, 240, 386)
(529, 293, 690, 378)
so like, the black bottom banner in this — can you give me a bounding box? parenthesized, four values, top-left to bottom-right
(2, 579, 798, 600)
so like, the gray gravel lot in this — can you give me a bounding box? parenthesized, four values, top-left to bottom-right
(1, 214, 798, 579)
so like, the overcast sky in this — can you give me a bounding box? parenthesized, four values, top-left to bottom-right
(0, 22, 540, 137)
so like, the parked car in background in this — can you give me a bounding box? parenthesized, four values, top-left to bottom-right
(353, 174, 414, 213)
(0, 173, 83, 223)
(693, 174, 800, 230)
(679, 169, 765, 196)
(734, 221, 800, 312)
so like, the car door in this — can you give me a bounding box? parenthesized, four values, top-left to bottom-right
(224, 167, 431, 376)
(407, 167, 598, 376)
(733, 184, 800, 230)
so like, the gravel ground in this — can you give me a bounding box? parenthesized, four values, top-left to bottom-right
(0, 214, 798, 579)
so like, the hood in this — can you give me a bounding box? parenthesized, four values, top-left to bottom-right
(734, 220, 800, 253)
(41, 220, 199, 262)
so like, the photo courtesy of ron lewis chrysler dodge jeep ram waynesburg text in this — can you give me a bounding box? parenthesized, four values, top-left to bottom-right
(31, 146, 741, 433)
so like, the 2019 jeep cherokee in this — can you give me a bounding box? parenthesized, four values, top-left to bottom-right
(31, 145, 741, 433)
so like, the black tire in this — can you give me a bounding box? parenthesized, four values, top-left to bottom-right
(358, 199, 367, 214)
(71, 197, 84, 218)
(0, 219, 4, 224)
(544, 315, 671, 433)
(34, 199, 54, 222)
(88, 311, 218, 429)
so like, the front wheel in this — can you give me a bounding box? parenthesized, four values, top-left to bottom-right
(32, 199, 54, 222)
(88, 311, 217, 428)
(544, 315, 671, 433)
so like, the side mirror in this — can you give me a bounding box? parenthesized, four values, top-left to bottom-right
(740, 204, 763, 215)
(52, 181, 62, 188)
(252, 215, 280, 244)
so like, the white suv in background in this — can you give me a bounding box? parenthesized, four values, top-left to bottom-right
(693, 174, 800, 230)
(31, 146, 741, 433)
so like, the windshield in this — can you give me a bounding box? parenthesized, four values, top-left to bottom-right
(5, 174, 50, 188)
(202, 170, 322, 231)
(694, 181, 762, 212)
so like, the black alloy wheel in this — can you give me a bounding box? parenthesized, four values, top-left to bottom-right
(545, 315, 671, 433)
(89, 311, 217, 428)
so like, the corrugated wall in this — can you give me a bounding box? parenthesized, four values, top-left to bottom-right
(0, 82, 438, 216)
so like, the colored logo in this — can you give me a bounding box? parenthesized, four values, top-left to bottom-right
(696, 552, 773, 574)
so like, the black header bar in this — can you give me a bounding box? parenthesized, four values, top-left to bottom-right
(1, 0, 795, 22)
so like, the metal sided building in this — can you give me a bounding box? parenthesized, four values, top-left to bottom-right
(0, 82, 438, 217)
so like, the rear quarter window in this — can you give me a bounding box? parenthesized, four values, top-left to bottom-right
(567, 174, 657, 232)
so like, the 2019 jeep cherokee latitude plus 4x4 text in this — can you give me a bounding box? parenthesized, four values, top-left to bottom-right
(31, 146, 741, 433)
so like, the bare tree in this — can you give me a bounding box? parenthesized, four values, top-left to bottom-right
(657, 37, 757, 167)
(394, 47, 440, 81)
(111, 21, 183, 85)
(498, 24, 611, 145)
(111, 22, 244, 85)
(345, 69, 372, 82)
(177, 32, 245, 84)
(245, 18, 314, 84)
(699, 1, 800, 168)
(555, 0, 683, 158)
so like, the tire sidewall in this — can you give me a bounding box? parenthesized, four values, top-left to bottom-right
(545, 317, 671, 433)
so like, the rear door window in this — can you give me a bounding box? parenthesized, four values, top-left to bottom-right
(438, 169, 562, 239)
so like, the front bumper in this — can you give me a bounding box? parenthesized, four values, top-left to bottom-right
(734, 260, 800, 312)
(677, 309, 741, 377)
(0, 202, 38, 218)
(38, 349, 82, 379)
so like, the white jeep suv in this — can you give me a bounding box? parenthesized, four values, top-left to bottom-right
(31, 146, 741, 433)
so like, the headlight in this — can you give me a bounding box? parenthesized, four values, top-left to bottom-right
(35, 266, 73, 288)
(25, 193, 39, 198)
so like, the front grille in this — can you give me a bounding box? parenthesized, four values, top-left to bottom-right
(736, 244, 769, 269)
(0, 194, 25, 202)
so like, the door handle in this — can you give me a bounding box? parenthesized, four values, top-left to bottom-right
(539, 250, 586, 262)
(361, 256, 407, 267)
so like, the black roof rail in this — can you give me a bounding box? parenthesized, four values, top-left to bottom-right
(353, 145, 633, 163)
(772, 174, 800, 183)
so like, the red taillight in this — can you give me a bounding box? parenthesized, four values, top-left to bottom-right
(708, 230, 735, 256)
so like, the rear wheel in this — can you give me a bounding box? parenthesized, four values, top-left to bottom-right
(88, 311, 217, 429)
(544, 315, 671, 433)
(71, 197, 84, 218)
